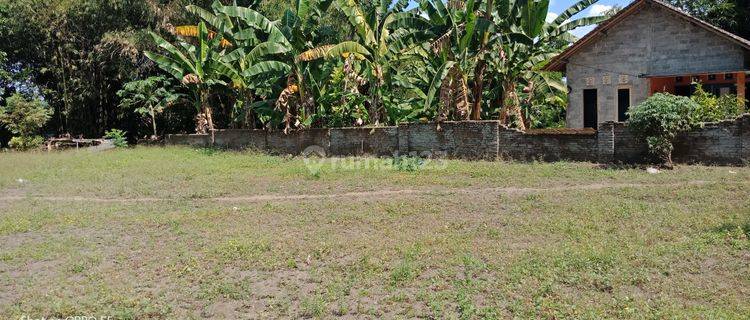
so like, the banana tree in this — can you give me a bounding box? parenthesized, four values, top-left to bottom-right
(186, 0, 355, 132)
(419, 0, 484, 123)
(145, 21, 241, 143)
(181, 1, 292, 129)
(332, 0, 428, 125)
(489, 0, 609, 130)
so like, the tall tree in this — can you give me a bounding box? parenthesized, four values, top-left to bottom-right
(669, 0, 749, 40)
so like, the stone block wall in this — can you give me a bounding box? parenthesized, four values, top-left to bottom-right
(498, 127, 599, 162)
(166, 114, 750, 165)
(266, 129, 330, 155)
(741, 115, 750, 162)
(673, 120, 745, 164)
(611, 122, 649, 163)
(214, 129, 266, 150)
(166, 134, 210, 147)
(398, 121, 499, 160)
(329, 127, 398, 156)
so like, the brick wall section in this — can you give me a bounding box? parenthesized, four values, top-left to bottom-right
(165, 134, 210, 147)
(597, 122, 616, 163)
(398, 121, 499, 160)
(498, 126, 599, 162)
(266, 129, 330, 155)
(213, 129, 266, 150)
(329, 127, 398, 156)
(611, 123, 649, 163)
(741, 115, 750, 163)
(166, 114, 750, 165)
(673, 120, 744, 165)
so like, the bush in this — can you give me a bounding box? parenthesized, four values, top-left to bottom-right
(627, 93, 700, 168)
(0, 94, 52, 151)
(104, 129, 128, 147)
(691, 83, 746, 122)
(8, 136, 44, 151)
(392, 156, 424, 172)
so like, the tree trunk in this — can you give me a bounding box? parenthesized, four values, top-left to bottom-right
(370, 82, 381, 125)
(200, 88, 215, 145)
(205, 106, 215, 145)
(469, 0, 494, 120)
(501, 80, 527, 131)
(149, 105, 158, 139)
(471, 61, 486, 120)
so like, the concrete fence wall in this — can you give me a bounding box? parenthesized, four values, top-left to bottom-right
(166, 114, 750, 165)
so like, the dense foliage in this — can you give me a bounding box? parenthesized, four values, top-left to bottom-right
(0, 0, 298, 144)
(117, 76, 183, 139)
(143, 0, 608, 136)
(690, 83, 746, 122)
(3, 0, 744, 146)
(627, 93, 700, 168)
(669, 0, 749, 40)
(0, 94, 53, 150)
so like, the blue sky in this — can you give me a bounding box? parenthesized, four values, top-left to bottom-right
(548, 0, 634, 37)
(407, 0, 636, 38)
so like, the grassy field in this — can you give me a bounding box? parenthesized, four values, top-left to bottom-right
(0, 147, 748, 319)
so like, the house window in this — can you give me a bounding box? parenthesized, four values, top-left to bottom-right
(692, 76, 701, 83)
(708, 74, 717, 81)
(676, 76, 684, 83)
(725, 73, 734, 80)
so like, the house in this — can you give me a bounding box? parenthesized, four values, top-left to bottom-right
(544, 0, 750, 129)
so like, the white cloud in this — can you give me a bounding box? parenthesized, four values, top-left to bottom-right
(589, 4, 614, 16)
(546, 12, 559, 23)
(571, 25, 596, 39)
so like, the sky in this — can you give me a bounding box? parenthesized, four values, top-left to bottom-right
(548, 0, 635, 38)
(407, 0, 636, 38)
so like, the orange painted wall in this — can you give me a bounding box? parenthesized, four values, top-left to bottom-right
(650, 73, 745, 95)
(738, 73, 746, 99)
(650, 77, 676, 94)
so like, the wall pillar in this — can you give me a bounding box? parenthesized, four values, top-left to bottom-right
(741, 114, 750, 164)
(397, 123, 410, 156)
(737, 72, 746, 101)
(597, 122, 616, 163)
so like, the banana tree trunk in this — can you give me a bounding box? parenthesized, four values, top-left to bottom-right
(469, 0, 494, 121)
(149, 105, 158, 139)
(370, 82, 381, 125)
(501, 81, 526, 131)
(199, 87, 215, 145)
(453, 69, 470, 120)
(471, 62, 486, 120)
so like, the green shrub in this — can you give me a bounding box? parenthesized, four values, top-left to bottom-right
(104, 129, 128, 148)
(8, 136, 44, 151)
(627, 93, 700, 168)
(392, 156, 424, 172)
(0, 94, 52, 151)
(691, 83, 746, 122)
